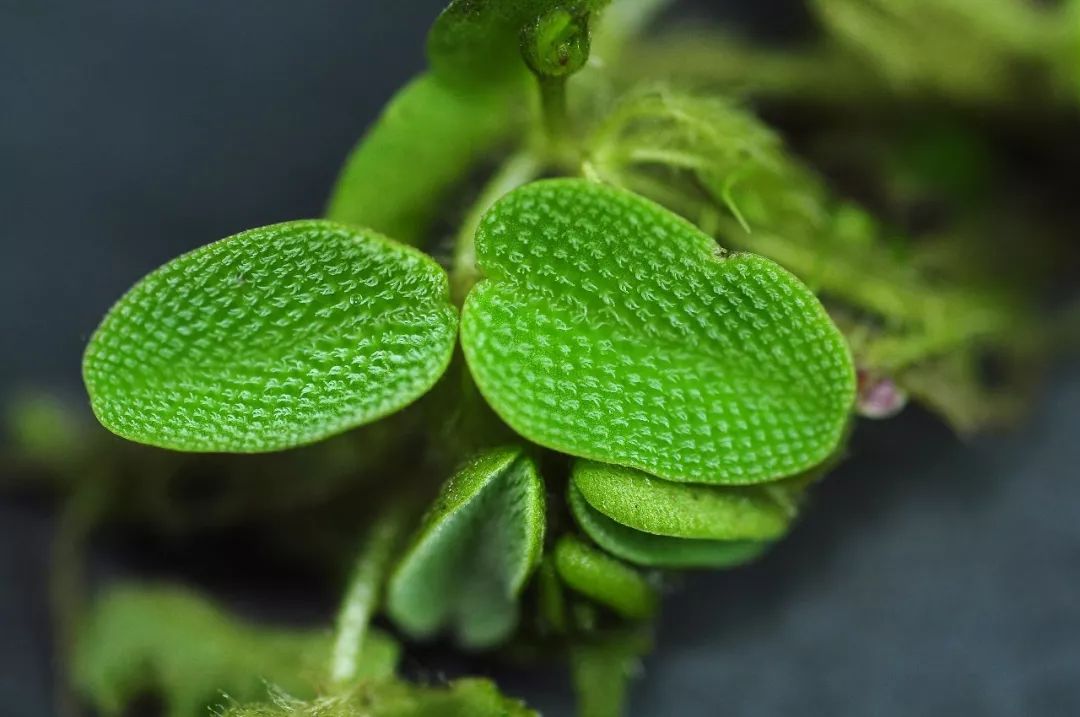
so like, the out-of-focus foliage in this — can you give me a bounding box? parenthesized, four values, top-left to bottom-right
(74, 584, 399, 717)
(222, 678, 536, 717)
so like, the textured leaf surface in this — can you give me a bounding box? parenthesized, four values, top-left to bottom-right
(573, 460, 794, 540)
(326, 74, 517, 247)
(225, 678, 536, 717)
(554, 535, 656, 620)
(386, 447, 545, 648)
(460, 179, 856, 484)
(83, 220, 457, 452)
(568, 482, 769, 569)
(74, 584, 398, 717)
(428, 0, 611, 87)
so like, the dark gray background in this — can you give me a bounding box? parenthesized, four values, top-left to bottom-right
(2, 1, 1077, 715)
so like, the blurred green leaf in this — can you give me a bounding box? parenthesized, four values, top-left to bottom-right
(571, 629, 652, 717)
(326, 75, 519, 247)
(74, 584, 399, 717)
(554, 535, 656, 620)
(223, 678, 535, 717)
(83, 220, 457, 453)
(386, 447, 545, 648)
(461, 179, 855, 484)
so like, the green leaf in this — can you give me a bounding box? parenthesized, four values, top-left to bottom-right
(460, 179, 856, 484)
(74, 584, 399, 717)
(553, 535, 657, 620)
(568, 481, 769, 569)
(573, 460, 795, 541)
(223, 678, 536, 717)
(83, 220, 458, 453)
(386, 446, 545, 648)
(428, 0, 611, 88)
(326, 74, 519, 247)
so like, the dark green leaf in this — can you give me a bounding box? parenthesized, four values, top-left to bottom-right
(460, 179, 856, 484)
(568, 481, 769, 569)
(553, 535, 656, 620)
(386, 447, 545, 648)
(83, 220, 457, 453)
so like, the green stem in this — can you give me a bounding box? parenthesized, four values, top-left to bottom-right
(539, 76, 571, 150)
(451, 151, 542, 304)
(329, 504, 409, 685)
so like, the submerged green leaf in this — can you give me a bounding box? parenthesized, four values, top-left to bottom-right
(460, 179, 855, 484)
(568, 481, 769, 569)
(428, 0, 611, 88)
(83, 220, 458, 453)
(386, 447, 545, 648)
(573, 460, 794, 541)
(326, 75, 518, 247)
(224, 678, 536, 717)
(554, 535, 657, 620)
(74, 584, 398, 717)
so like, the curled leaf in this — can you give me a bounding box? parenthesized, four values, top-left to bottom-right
(568, 481, 769, 569)
(386, 447, 545, 648)
(461, 179, 855, 484)
(572, 460, 792, 541)
(553, 535, 657, 620)
(83, 220, 458, 453)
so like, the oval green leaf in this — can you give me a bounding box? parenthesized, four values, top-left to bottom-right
(573, 460, 794, 541)
(460, 179, 856, 484)
(386, 446, 545, 649)
(568, 481, 769, 569)
(553, 535, 656, 620)
(83, 220, 457, 453)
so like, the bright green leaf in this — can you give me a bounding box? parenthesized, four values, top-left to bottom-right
(74, 584, 399, 717)
(553, 535, 656, 620)
(224, 678, 536, 717)
(460, 179, 856, 485)
(568, 481, 769, 569)
(386, 446, 545, 648)
(572, 460, 794, 541)
(326, 74, 519, 247)
(83, 220, 458, 453)
(428, 0, 611, 88)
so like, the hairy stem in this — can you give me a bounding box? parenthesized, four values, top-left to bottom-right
(329, 504, 409, 684)
(451, 151, 542, 304)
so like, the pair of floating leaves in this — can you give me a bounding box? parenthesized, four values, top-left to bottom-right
(83, 220, 457, 452)
(386, 447, 545, 648)
(460, 179, 856, 485)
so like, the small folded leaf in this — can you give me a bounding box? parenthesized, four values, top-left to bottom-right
(568, 481, 769, 569)
(460, 179, 856, 484)
(428, 0, 611, 87)
(386, 447, 545, 648)
(572, 460, 793, 541)
(326, 74, 518, 247)
(74, 584, 399, 717)
(553, 535, 657, 620)
(83, 220, 457, 453)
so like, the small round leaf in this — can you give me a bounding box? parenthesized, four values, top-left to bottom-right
(83, 220, 457, 452)
(461, 179, 855, 484)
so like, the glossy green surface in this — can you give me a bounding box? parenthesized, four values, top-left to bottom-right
(83, 220, 457, 453)
(386, 447, 545, 648)
(461, 179, 856, 484)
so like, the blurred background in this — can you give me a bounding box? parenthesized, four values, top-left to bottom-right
(1, 1, 1078, 715)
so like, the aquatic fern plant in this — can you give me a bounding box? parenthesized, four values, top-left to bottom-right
(10, 1, 1077, 716)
